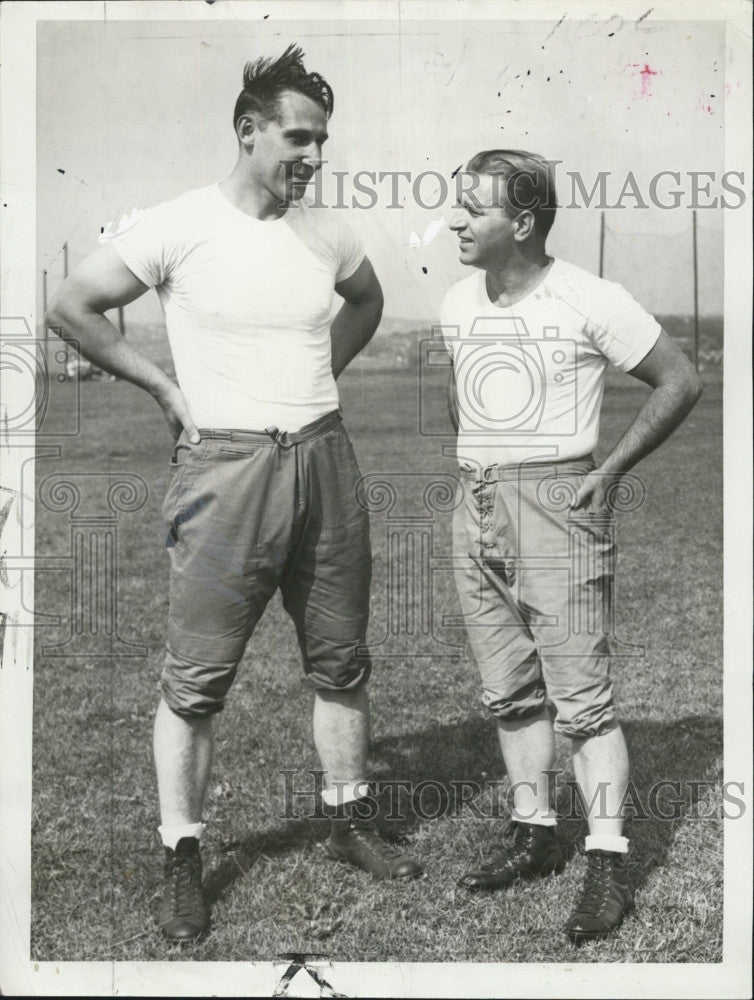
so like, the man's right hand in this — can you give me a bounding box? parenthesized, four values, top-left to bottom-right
(152, 379, 201, 444)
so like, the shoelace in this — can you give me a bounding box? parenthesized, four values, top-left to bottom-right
(168, 854, 203, 918)
(349, 827, 408, 861)
(575, 852, 615, 914)
(480, 828, 531, 871)
(502, 844, 531, 868)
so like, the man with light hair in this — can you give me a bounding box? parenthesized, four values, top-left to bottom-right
(46, 44, 422, 943)
(442, 149, 701, 941)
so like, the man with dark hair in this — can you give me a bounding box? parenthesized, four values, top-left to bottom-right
(233, 44, 334, 127)
(46, 43, 422, 944)
(442, 149, 701, 942)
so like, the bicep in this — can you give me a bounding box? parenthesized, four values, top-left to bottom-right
(334, 256, 383, 306)
(52, 244, 149, 316)
(626, 329, 697, 389)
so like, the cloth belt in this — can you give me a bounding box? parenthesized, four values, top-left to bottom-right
(458, 454, 595, 484)
(196, 409, 342, 449)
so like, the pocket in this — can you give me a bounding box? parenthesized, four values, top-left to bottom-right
(163, 458, 188, 534)
(313, 429, 366, 534)
(569, 509, 615, 552)
(169, 443, 189, 472)
(163, 439, 206, 538)
(218, 445, 261, 457)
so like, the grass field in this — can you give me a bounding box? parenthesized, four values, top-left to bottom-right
(31, 319, 724, 963)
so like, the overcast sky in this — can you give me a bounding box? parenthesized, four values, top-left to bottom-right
(37, 15, 728, 322)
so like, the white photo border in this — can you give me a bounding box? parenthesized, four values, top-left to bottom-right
(1, 1, 751, 996)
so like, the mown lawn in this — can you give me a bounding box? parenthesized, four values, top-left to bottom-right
(31, 333, 723, 964)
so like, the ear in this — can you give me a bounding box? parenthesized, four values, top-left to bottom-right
(512, 211, 536, 242)
(236, 113, 256, 151)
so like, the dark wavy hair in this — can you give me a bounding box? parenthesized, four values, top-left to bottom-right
(233, 43, 334, 131)
(466, 149, 558, 238)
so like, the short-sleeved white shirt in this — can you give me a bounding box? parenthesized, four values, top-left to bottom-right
(113, 183, 364, 432)
(440, 259, 661, 468)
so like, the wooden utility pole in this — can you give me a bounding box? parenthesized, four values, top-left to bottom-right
(692, 209, 700, 373)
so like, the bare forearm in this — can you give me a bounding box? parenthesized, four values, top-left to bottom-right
(448, 371, 459, 434)
(46, 301, 171, 398)
(600, 378, 702, 475)
(330, 298, 382, 379)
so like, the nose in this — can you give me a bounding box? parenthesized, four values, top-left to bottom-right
(302, 143, 324, 170)
(449, 211, 465, 232)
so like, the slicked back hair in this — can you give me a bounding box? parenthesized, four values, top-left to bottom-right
(466, 149, 558, 239)
(233, 43, 334, 132)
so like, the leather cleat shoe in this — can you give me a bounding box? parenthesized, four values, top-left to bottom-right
(565, 849, 634, 943)
(326, 824, 423, 880)
(157, 837, 210, 942)
(458, 821, 564, 891)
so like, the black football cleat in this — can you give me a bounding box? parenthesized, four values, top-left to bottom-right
(326, 824, 423, 880)
(157, 837, 210, 942)
(458, 821, 564, 891)
(565, 849, 634, 943)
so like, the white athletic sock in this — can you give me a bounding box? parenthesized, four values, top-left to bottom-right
(585, 834, 629, 854)
(509, 805, 558, 826)
(524, 813, 558, 827)
(159, 822, 206, 850)
(321, 780, 370, 808)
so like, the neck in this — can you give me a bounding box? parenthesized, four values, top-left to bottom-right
(485, 245, 551, 303)
(220, 158, 287, 221)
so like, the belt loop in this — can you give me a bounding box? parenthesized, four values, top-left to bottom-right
(265, 426, 280, 443)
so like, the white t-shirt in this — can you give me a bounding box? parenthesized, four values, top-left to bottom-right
(113, 183, 364, 432)
(440, 258, 661, 468)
